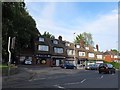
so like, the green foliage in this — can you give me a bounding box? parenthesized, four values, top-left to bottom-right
(41, 31, 55, 39)
(2, 2, 39, 63)
(74, 32, 94, 46)
(74, 34, 84, 44)
(111, 49, 119, 54)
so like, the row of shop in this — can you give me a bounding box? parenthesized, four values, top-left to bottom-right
(18, 36, 119, 67)
(19, 54, 103, 67)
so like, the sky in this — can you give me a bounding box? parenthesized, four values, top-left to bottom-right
(24, 1, 118, 52)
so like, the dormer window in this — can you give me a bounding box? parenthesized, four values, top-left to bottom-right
(76, 45, 80, 48)
(39, 37, 44, 42)
(53, 40, 58, 44)
(94, 49, 97, 51)
(65, 43, 70, 46)
(85, 47, 89, 50)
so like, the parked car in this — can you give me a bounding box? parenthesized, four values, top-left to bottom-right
(24, 59, 32, 65)
(85, 64, 99, 70)
(98, 63, 115, 74)
(60, 63, 77, 69)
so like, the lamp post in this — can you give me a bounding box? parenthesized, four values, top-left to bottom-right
(73, 33, 77, 68)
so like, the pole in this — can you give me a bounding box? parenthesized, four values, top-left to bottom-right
(8, 37, 11, 66)
(73, 33, 77, 68)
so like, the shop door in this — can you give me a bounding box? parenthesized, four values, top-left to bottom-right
(56, 60, 59, 66)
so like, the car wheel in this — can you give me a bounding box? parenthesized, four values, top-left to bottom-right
(113, 71, 115, 74)
(64, 67, 67, 69)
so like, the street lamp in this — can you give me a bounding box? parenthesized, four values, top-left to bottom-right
(73, 33, 77, 68)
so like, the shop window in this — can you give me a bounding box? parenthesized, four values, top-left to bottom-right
(40, 59, 47, 64)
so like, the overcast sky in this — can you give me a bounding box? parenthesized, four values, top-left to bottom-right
(25, 1, 118, 52)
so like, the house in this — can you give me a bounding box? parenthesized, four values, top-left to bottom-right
(104, 50, 120, 62)
(104, 50, 115, 62)
(50, 36, 66, 66)
(65, 41, 76, 66)
(76, 44, 88, 67)
(19, 34, 105, 67)
(34, 36, 52, 66)
(113, 53, 120, 63)
(85, 44, 104, 65)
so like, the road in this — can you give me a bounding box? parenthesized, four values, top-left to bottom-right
(2, 66, 118, 89)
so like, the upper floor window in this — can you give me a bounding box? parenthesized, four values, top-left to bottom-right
(111, 55, 113, 58)
(94, 49, 97, 51)
(54, 47, 63, 53)
(76, 45, 80, 48)
(53, 40, 58, 44)
(39, 37, 44, 42)
(114, 55, 118, 58)
(38, 45, 49, 51)
(79, 51, 85, 56)
(85, 47, 89, 50)
(88, 53, 94, 58)
(97, 55, 102, 59)
(65, 43, 70, 46)
(67, 49, 75, 55)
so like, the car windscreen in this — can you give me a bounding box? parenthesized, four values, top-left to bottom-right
(107, 64, 113, 68)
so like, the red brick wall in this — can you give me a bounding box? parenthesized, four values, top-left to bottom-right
(104, 55, 113, 62)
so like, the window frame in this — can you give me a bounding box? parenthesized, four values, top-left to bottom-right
(38, 45, 49, 51)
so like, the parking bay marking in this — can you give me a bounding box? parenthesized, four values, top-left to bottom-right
(80, 79, 86, 83)
(100, 75, 103, 79)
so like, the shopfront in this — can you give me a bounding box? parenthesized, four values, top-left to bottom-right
(35, 54, 51, 66)
(51, 56, 65, 66)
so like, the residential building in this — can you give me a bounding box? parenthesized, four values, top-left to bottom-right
(34, 36, 52, 66)
(18, 35, 109, 67)
(50, 36, 66, 66)
(104, 50, 120, 62)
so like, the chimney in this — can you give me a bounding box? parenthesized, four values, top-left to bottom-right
(58, 36, 62, 41)
(96, 44, 99, 51)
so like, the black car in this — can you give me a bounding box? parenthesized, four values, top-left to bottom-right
(60, 63, 77, 69)
(98, 63, 115, 74)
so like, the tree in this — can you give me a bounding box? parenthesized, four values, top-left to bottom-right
(82, 32, 94, 46)
(74, 34, 84, 44)
(41, 31, 55, 39)
(111, 49, 119, 53)
(74, 32, 94, 46)
(2, 2, 40, 63)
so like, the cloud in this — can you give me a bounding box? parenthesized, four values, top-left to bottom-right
(80, 12, 118, 51)
(26, 2, 118, 51)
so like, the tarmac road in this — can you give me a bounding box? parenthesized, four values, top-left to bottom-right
(2, 65, 119, 89)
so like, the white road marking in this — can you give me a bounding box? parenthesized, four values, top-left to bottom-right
(100, 75, 103, 79)
(28, 78, 46, 81)
(64, 82, 80, 85)
(80, 79, 86, 83)
(54, 85, 65, 89)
